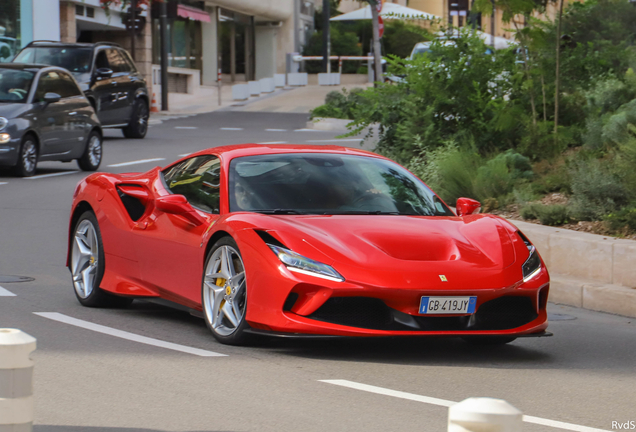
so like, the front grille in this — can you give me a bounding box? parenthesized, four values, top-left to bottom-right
(304, 295, 538, 332)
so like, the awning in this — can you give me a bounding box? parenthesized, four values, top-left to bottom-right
(331, 3, 439, 21)
(177, 4, 211, 23)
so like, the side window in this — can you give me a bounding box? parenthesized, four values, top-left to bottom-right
(106, 49, 130, 73)
(34, 71, 63, 101)
(120, 49, 138, 73)
(162, 156, 222, 214)
(94, 50, 109, 70)
(58, 72, 82, 97)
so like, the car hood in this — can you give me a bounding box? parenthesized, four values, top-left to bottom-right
(0, 102, 32, 118)
(239, 213, 526, 290)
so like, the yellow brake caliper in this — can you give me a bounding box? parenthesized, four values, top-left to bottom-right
(216, 277, 228, 308)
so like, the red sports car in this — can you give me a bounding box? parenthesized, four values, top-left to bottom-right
(67, 144, 550, 345)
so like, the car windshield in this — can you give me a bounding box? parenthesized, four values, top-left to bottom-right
(14, 47, 93, 73)
(229, 153, 454, 216)
(0, 69, 35, 103)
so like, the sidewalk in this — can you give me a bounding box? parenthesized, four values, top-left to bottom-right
(150, 82, 371, 119)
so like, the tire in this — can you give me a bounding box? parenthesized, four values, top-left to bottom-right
(202, 237, 250, 345)
(122, 99, 149, 139)
(14, 135, 38, 177)
(461, 336, 517, 346)
(70, 211, 132, 308)
(77, 130, 103, 171)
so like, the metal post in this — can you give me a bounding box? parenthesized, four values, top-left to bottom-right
(130, 0, 137, 60)
(217, 7, 222, 106)
(490, 0, 495, 48)
(230, 19, 236, 83)
(160, 0, 169, 111)
(322, 0, 331, 73)
(370, 3, 383, 85)
(0, 329, 37, 432)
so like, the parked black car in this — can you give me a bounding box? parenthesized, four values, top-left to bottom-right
(0, 64, 102, 176)
(13, 41, 149, 139)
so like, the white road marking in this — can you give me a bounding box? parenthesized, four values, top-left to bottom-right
(220, 127, 243, 131)
(24, 171, 78, 180)
(0, 182, 7, 185)
(108, 158, 166, 168)
(0, 286, 17, 297)
(179, 153, 192, 157)
(258, 141, 288, 145)
(294, 128, 324, 132)
(320, 380, 611, 432)
(266, 129, 287, 132)
(34, 312, 227, 357)
(306, 139, 363, 143)
(174, 126, 198, 129)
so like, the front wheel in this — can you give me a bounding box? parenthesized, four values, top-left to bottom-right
(70, 211, 132, 308)
(122, 99, 149, 139)
(14, 135, 38, 177)
(202, 237, 250, 345)
(77, 130, 103, 171)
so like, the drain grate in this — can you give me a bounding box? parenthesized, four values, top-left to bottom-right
(0, 275, 35, 283)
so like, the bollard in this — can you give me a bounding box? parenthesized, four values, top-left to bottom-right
(448, 397, 523, 432)
(0, 329, 36, 432)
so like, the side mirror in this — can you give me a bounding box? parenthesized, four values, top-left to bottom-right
(43, 92, 61, 104)
(456, 197, 481, 216)
(155, 194, 206, 226)
(95, 68, 113, 79)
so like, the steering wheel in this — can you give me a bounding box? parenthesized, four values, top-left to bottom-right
(9, 89, 27, 98)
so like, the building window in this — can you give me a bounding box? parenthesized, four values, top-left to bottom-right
(86, 7, 95, 18)
(0, 0, 20, 62)
(76, 5, 85, 16)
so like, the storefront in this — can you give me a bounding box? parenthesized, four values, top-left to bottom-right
(1, 0, 22, 62)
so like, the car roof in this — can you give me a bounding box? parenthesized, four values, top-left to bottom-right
(182, 144, 384, 162)
(24, 40, 122, 49)
(0, 63, 53, 72)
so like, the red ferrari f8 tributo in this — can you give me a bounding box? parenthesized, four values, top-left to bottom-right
(67, 144, 550, 345)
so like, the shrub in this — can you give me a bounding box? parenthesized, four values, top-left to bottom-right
(605, 208, 636, 233)
(310, 88, 365, 120)
(569, 158, 631, 220)
(520, 203, 570, 226)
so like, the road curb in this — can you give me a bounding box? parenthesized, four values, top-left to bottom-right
(510, 219, 636, 318)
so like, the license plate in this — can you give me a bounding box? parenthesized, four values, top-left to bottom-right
(419, 296, 477, 314)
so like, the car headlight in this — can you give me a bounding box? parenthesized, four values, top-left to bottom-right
(518, 231, 541, 282)
(268, 245, 344, 282)
(0, 118, 7, 131)
(0, 133, 10, 144)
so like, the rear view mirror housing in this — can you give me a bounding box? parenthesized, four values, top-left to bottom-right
(43, 92, 61, 104)
(95, 68, 113, 79)
(155, 194, 206, 226)
(456, 198, 481, 216)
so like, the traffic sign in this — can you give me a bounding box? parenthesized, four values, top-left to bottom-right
(376, 0, 384, 12)
(378, 16, 384, 38)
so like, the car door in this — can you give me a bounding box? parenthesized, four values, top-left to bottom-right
(91, 49, 119, 126)
(56, 71, 91, 149)
(105, 49, 135, 124)
(134, 156, 223, 306)
(32, 71, 74, 156)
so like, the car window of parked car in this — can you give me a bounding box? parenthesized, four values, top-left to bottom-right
(120, 50, 138, 73)
(0, 69, 35, 103)
(106, 49, 130, 73)
(34, 70, 81, 101)
(94, 50, 109, 70)
(162, 156, 222, 214)
(14, 47, 93, 73)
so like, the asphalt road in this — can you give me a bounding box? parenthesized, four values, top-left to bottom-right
(0, 112, 634, 432)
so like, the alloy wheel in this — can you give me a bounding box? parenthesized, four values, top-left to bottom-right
(22, 140, 37, 173)
(71, 220, 99, 299)
(137, 104, 148, 136)
(87, 134, 102, 167)
(203, 246, 247, 336)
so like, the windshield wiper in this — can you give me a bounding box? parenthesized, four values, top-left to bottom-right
(326, 210, 401, 215)
(253, 209, 305, 215)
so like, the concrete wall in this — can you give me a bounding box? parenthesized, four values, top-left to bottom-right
(33, 0, 60, 41)
(209, 0, 293, 21)
(255, 26, 277, 80)
(201, 6, 218, 86)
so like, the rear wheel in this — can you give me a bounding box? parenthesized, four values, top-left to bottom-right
(122, 99, 149, 139)
(462, 336, 517, 345)
(71, 211, 132, 308)
(77, 130, 103, 171)
(202, 237, 249, 345)
(14, 135, 38, 177)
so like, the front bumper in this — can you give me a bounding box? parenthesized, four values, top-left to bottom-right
(0, 137, 21, 167)
(245, 264, 550, 338)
